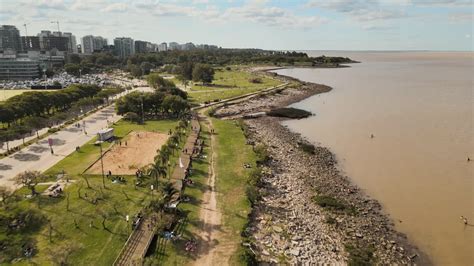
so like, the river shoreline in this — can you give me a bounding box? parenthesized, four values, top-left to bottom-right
(213, 71, 431, 264)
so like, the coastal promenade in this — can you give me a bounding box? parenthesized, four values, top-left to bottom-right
(0, 81, 153, 189)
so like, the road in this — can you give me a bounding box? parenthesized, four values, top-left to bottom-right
(0, 78, 153, 189)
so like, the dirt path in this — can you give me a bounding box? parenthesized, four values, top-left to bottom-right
(192, 113, 235, 266)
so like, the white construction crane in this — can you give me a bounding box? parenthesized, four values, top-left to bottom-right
(51, 20, 60, 32)
(23, 23, 30, 36)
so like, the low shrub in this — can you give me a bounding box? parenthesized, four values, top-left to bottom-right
(47, 128, 59, 134)
(248, 77, 262, 84)
(345, 244, 376, 266)
(313, 195, 355, 214)
(299, 142, 316, 154)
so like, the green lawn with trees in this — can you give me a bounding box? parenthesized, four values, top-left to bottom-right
(187, 68, 282, 103)
(0, 119, 182, 265)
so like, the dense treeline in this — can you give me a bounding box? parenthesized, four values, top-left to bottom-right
(0, 85, 125, 152)
(116, 76, 189, 122)
(68, 49, 356, 77)
(0, 85, 100, 126)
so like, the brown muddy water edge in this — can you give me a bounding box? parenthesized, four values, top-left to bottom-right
(213, 71, 431, 264)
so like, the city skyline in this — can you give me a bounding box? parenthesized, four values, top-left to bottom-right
(0, 0, 472, 51)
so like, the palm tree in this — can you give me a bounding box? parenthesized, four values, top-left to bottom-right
(161, 182, 179, 204)
(148, 163, 167, 184)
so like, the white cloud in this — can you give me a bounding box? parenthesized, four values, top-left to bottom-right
(448, 12, 473, 22)
(408, 0, 472, 7)
(101, 2, 129, 13)
(71, 0, 106, 11)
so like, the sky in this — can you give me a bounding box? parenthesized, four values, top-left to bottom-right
(0, 0, 472, 51)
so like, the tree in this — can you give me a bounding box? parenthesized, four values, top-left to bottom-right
(129, 64, 142, 78)
(64, 63, 81, 76)
(69, 54, 81, 64)
(148, 163, 167, 184)
(24, 116, 49, 138)
(124, 112, 140, 123)
(178, 62, 194, 81)
(0, 186, 13, 206)
(13, 125, 32, 145)
(48, 241, 82, 266)
(192, 64, 214, 84)
(140, 62, 154, 75)
(13, 171, 44, 196)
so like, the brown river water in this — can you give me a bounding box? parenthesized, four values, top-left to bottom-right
(275, 51, 473, 265)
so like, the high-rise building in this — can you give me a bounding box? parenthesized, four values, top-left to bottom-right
(134, 40, 148, 53)
(0, 25, 21, 52)
(158, 42, 167, 52)
(62, 32, 78, 53)
(82, 35, 107, 54)
(181, 42, 196, 50)
(114, 37, 134, 59)
(37, 30, 69, 52)
(168, 42, 179, 50)
(21, 36, 41, 51)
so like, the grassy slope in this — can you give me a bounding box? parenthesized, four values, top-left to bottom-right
(212, 118, 256, 265)
(7, 120, 178, 266)
(188, 69, 281, 103)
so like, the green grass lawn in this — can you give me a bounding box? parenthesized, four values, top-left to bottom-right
(2, 119, 179, 265)
(187, 68, 282, 103)
(212, 118, 257, 264)
(0, 89, 54, 102)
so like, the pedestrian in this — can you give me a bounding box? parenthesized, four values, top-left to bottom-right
(108, 170, 112, 176)
(120, 141, 122, 146)
(125, 141, 127, 146)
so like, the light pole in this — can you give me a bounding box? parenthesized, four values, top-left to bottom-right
(4, 69, 9, 101)
(139, 96, 144, 124)
(42, 68, 47, 90)
(99, 136, 106, 188)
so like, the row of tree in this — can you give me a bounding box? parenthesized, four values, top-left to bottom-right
(116, 91, 188, 121)
(0, 86, 125, 152)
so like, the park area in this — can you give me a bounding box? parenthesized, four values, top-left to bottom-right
(0, 89, 53, 101)
(187, 68, 282, 103)
(0, 119, 180, 265)
(87, 131, 169, 175)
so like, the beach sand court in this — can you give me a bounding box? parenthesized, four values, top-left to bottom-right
(88, 131, 168, 175)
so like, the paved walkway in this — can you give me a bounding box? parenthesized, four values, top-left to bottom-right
(0, 81, 154, 189)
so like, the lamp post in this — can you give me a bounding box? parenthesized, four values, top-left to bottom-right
(99, 135, 106, 188)
(42, 68, 47, 90)
(4, 69, 9, 101)
(141, 96, 144, 123)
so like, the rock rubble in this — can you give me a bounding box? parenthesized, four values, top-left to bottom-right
(214, 72, 430, 265)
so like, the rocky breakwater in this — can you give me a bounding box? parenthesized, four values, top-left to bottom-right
(214, 74, 430, 264)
